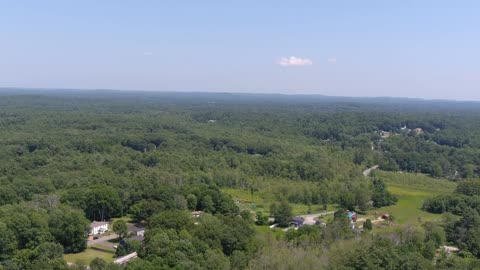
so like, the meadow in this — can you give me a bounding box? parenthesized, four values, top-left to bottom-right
(367, 171, 457, 227)
(225, 170, 458, 232)
(222, 187, 335, 216)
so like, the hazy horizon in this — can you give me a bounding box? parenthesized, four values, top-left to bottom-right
(3, 86, 480, 103)
(2, 1, 479, 101)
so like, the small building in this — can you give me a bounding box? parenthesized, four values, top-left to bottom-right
(128, 225, 145, 237)
(414, 128, 423, 133)
(90, 221, 109, 235)
(290, 217, 304, 228)
(191, 211, 204, 218)
(120, 226, 146, 245)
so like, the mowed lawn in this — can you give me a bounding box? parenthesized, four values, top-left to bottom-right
(64, 245, 115, 265)
(368, 171, 457, 226)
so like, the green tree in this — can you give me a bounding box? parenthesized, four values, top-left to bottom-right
(129, 200, 165, 222)
(363, 219, 373, 231)
(255, 211, 269, 225)
(456, 180, 480, 197)
(372, 178, 397, 207)
(112, 219, 128, 240)
(423, 222, 445, 246)
(187, 194, 197, 210)
(240, 210, 253, 224)
(201, 195, 215, 213)
(86, 186, 122, 221)
(0, 221, 17, 260)
(48, 206, 89, 253)
(271, 200, 292, 227)
(90, 258, 108, 270)
(148, 210, 193, 231)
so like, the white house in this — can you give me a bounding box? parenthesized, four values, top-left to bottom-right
(90, 221, 109, 235)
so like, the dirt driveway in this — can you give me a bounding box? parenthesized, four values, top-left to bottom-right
(298, 211, 335, 225)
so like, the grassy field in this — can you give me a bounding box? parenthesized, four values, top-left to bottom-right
(222, 188, 335, 216)
(64, 244, 115, 265)
(224, 170, 456, 232)
(366, 171, 457, 227)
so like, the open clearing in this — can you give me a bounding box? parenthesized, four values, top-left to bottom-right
(367, 171, 457, 227)
(225, 171, 457, 232)
(222, 188, 335, 216)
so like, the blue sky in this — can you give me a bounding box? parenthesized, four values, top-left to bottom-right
(1, 1, 479, 100)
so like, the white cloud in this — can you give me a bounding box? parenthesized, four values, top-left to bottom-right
(328, 57, 337, 64)
(143, 51, 153, 56)
(277, 56, 313, 67)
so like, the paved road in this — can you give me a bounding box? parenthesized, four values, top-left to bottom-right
(87, 233, 118, 248)
(363, 165, 379, 177)
(298, 211, 335, 225)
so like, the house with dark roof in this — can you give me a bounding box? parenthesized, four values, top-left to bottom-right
(128, 225, 145, 237)
(127, 235, 145, 242)
(290, 217, 304, 227)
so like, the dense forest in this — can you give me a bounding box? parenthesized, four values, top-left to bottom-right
(0, 89, 479, 269)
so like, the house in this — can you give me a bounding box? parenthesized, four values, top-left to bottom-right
(90, 221, 109, 235)
(128, 225, 145, 237)
(290, 217, 304, 227)
(191, 211, 204, 218)
(414, 128, 423, 133)
(120, 226, 146, 245)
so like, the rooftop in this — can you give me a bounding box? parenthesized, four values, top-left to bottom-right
(90, 221, 109, 228)
(128, 235, 145, 242)
(128, 225, 145, 232)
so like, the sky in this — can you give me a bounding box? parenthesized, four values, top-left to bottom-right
(1, 0, 479, 101)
